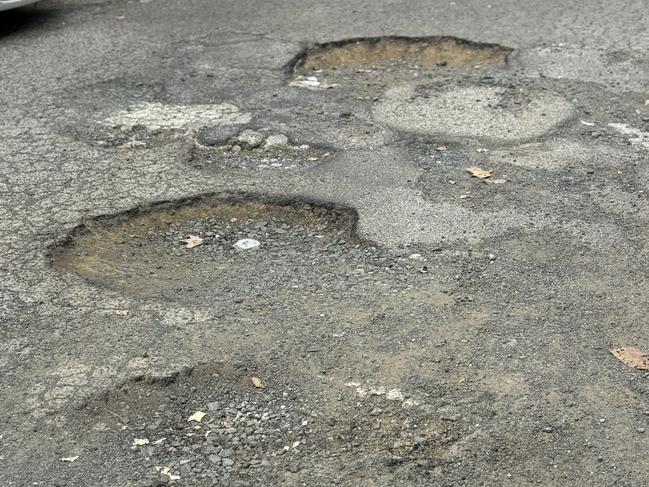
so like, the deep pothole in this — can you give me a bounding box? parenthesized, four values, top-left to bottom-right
(290, 36, 512, 73)
(287, 36, 512, 91)
(49, 194, 378, 303)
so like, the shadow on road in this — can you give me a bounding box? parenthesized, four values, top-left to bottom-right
(0, 5, 61, 39)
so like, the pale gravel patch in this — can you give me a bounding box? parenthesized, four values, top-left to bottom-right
(608, 123, 649, 149)
(105, 102, 251, 131)
(374, 84, 574, 141)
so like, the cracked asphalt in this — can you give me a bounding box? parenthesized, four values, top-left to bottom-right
(3, 1, 649, 486)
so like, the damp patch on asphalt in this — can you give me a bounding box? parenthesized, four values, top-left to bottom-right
(289, 36, 512, 73)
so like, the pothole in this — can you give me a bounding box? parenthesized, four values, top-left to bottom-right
(49, 194, 375, 303)
(51, 363, 463, 485)
(188, 128, 333, 172)
(285, 37, 512, 96)
(290, 36, 512, 74)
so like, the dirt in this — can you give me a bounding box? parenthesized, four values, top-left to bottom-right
(291, 36, 511, 73)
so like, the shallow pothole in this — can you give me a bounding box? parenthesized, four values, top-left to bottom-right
(45, 363, 464, 486)
(290, 36, 512, 73)
(188, 128, 333, 172)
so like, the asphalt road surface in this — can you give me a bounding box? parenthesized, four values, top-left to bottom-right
(3, 1, 649, 485)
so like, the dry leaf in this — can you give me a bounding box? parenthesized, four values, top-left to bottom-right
(306, 156, 319, 161)
(60, 456, 79, 463)
(251, 377, 264, 388)
(611, 347, 649, 370)
(182, 235, 204, 249)
(133, 438, 149, 446)
(466, 166, 491, 179)
(187, 411, 206, 423)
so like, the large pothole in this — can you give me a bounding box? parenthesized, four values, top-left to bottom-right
(49, 194, 380, 304)
(290, 36, 512, 73)
(286, 36, 512, 94)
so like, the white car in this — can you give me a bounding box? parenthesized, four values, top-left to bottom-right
(0, 0, 39, 11)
